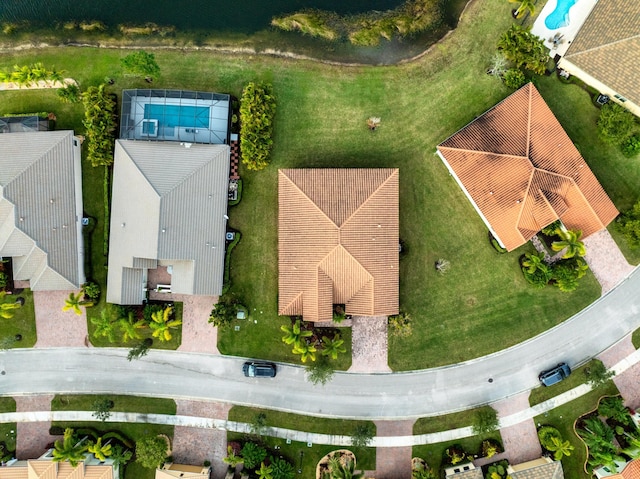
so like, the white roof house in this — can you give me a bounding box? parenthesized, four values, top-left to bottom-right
(106, 140, 230, 304)
(0, 131, 85, 290)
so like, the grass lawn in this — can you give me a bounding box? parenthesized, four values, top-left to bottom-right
(633, 327, 640, 349)
(528, 359, 602, 406)
(227, 432, 375, 478)
(412, 432, 502, 474)
(0, 289, 35, 348)
(0, 397, 17, 453)
(229, 406, 375, 436)
(534, 380, 619, 479)
(51, 395, 176, 415)
(52, 421, 173, 479)
(413, 406, 494, 435)
(0, 0, 631, 369)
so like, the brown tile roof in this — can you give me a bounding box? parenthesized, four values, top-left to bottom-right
(563, 0, 640, 106)
(511, 461, 564, 479)
(608, 459, 640, 479)
(278, 169, 399, 322)
(437, 83, 618, 251)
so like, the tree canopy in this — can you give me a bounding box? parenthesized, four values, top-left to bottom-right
(497, 25, 549, 75)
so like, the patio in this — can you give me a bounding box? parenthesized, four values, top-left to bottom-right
(531, 0, 597, 57)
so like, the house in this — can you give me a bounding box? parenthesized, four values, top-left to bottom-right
(278, 169, 399, 323)
(106, 140, 230, 304)
(156, 462, 211, 479)
(557, 0, 640, 117)
(445, 462, 482, 479)
(437, 83, 618, 252)
(0, 449, 116, 479)
(0, 130, 85, 290)
(508, 458, 564, 479)
(595, 457, 640, 479)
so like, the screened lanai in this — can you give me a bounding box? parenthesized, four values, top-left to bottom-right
(119, 89, 231, 144)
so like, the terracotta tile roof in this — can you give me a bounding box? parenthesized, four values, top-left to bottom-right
(0, 460, 113, 479)
(437, 83, 618, 251)
(608, 459, 640, 479)
(562, 0, 640, 107)
(278, 169, 399, 322)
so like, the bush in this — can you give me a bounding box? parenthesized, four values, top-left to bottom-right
(222, 232, 241, 294)
(388, 312, 412, 337)
(82, 84, 117, 167)
(135, 436, 168, 469)
(444, 445, 466, 465)
(82, 282, 101, 302)
(537, 426, 562, 450)
(585, 359, 615, 387)
(622, 134, 640, 157)
(121, 50, 160, 80)
(472, 408, 499, 434)
(481, 439, 502, 458)
(209, 295, 239, 329)
(618, 199, 640, 248)
(57, 84, 81, 103)
(239, 82, 277, 171)
(240, 442, 267, 470)
(497, 26, 548, 75)
(351, 423, 375, 447)
(597, 103, 635, 146)
(502, 69, 526, 89)
(551, 257, 588, 292)
(271, 456, 296, 479)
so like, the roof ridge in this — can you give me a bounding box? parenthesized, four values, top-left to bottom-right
(566, 33, 640, 57)
(563, 176, 606, 230)
(161, 147, 228, 197)
(527, 84, 532, 160)
(513, 169, 535, 244)
(117, 141, 161, 197)
(439, 146, 529, 161)
(280, 171, 338, 228)
(5, 131, 71, 188)
(341, 170, 398, 227)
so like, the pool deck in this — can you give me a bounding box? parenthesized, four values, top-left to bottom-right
(531, 0, 598, 57)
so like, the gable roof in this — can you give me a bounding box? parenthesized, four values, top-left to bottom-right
(0, 460, 113, 479)
(511, 461, 564, 479)
(278, 169, 399, 322)
(562, 0, 640, 107)
(437, 83, 618, 251)
(106, 140, 230, 304)
(0, 131, 84, 289)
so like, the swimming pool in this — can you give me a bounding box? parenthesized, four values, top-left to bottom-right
(545, 0, 578, 29)
(144, 104, 210, 129)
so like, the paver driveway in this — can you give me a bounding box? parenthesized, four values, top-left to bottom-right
(34, 290, 88, 348)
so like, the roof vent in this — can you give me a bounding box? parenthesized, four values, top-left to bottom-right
(162, 228, 166, 233)
(184, 142, 192, 149)
(121, 223, 126, 227)
(19, 217, 24, 222)
(489, 191, 494, 195)
(49, 199, 54, 204)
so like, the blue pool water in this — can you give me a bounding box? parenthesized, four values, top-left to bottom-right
(545, 0, 578, 29)
(144, 104, 210, 129)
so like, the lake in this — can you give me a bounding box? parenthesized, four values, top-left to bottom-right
(0, 0, 406, 33)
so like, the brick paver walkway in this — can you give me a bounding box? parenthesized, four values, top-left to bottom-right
(175, 295, 219, 354)
(598, 334, 640, 409)
(491, 392, 541, 464)
(583, 229, 634, 295)
(374, 420, 415, 479)
(15, 395, 59, 459)
(348, 316, 390, 373)
(34, 291, 88, 348)
(173, 400, 232, 479)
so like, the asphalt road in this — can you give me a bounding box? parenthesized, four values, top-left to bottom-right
(1, 268, 638, 420)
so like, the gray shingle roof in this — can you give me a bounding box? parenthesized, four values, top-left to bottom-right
(107, 140, 230, 304)
(0, 131, 84, 290)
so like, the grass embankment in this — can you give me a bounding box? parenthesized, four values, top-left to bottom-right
(534, 381, 619, 479)
(0, 0, 630, 369)
(0, 397, 16, 452)
(51, 395, 176, 415)
(0, 289, 35, 348)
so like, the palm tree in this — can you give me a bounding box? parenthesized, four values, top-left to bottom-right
(87, 437, 112, 461)
(223, 445, 244, 467)
(552, 229, 586, 258)
(117, 311, 146, 343)
(521, 251, 547, 274)
(328, 457, 365, 479)
(598, 396, 632, 426)
(149, 306, 181, 342)
(322, 334, 346, 360)
(281, 319, 313, 346)
(109, 444, 132, 479)
(256, 461, 274, 479)
(292, 342, 317, 363)
(0, 291, 22, 319)
(509, 0, 536, 18)
(62, 292, 83, 315)
(546, 436, 574, 460)
(91, 309, 117, 343)
(52, 428, 88, 467)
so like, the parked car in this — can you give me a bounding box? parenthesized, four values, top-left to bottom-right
(539, 363, 571, 387)
(243, 361, 277, 378)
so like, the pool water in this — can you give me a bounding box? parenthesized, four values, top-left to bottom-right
(144, 104, 210, 129)
(545, 0, 578, 29)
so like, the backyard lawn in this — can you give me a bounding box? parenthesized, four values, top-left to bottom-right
(0, 0, 634, 369)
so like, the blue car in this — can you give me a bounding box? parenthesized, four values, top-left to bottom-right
(539, 363, 571, 387)
(243, 361, 277, 378)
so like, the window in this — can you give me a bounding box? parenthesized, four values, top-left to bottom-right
(614, 94, 628, 103)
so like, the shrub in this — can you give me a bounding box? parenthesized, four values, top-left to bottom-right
(597, 103, 635, 146)
(618, 199, 640, 248)
(472, 408, 499, 434)
(497, 26, 548, 75)
(388, 312, 412, 337)
(481, 439, 502, 458)
(537, 426, 562, 450)
(271, 456, 296, 479)
(209, 295, 239, 329)
(622, 134, 640, 157)
(239, 82, 276, 171)
(551, 257, 588, 292)
(121, 50, 160, 80)
(240, 442, 267, 469)
(489, 232, 507, 253)
(135, 436, 168, 469)
(57, 84, 81, 103)
(351, 422, 376, 447)
(82, 282, 101, 301)
(81, 84, 117, 167)
(585, 360, 615, 387)
(502, 69, 526, 89)
(445, 445, 466, 465)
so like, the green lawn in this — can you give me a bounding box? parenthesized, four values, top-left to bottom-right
(227, 433, 375, 478)
(0, 0, 633, 369)
(528, 359, 601, 406)
(412, 432, 502, 474)
(413, 406, 494, 435)
(51, 395, 176, 415)
(0, 397, 17, 453)
(534, 381, 619, 479)
(229, 406, 375, 436)
(52, 421, 173, 479)
(0, 289, 36, 348)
